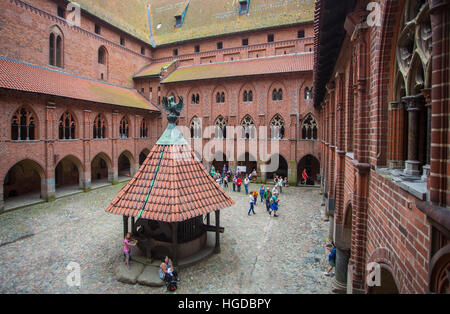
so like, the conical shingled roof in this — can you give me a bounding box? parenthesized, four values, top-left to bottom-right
(105, 143, 235, 222)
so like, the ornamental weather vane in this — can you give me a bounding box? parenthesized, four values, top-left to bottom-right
(162, 95, 184, 124)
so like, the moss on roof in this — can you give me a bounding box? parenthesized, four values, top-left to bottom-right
(88, 84, 155, 110)
(134, 60, 176, 78)
(68, 0, 314, 46)
(69, 0, 151, 43)
(150, 0, 315, 46)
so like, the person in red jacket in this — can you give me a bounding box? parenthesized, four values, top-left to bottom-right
(236, 176, 242, 193)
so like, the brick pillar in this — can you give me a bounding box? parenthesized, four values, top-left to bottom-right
(111, 111, 119, 184)
(429, 0, 449, 206)
(348, 162, 370, 294)
(387, 101, 405, 169)
(82, 109, 92, 191)
(44, 104, 56, 202)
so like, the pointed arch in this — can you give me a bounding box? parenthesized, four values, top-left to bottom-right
(11, 106, 38, 141)
(49, 25, 64, 67)
(301, 113, 318, 140)
(270, 114, 285, 139)
(93, 113, 107, 139)
(214, 115, 227, 139)
(119, 116, 130, 138)
(58, 110, 77, 140)
(241, 114, 255, 139)
(190, 116, 202, 139)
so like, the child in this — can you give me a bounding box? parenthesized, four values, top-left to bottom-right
(124, 233, 138, 269)
(248, 192, 256, 215)
(252, 191, 259, 206)
(324, 242, 336, 276)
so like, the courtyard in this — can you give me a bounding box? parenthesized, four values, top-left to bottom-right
(0, 182, 332, 294)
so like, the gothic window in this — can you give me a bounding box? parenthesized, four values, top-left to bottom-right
(140, 119, 148, 138)
(216, 92, 221, 103)
(59, 112, 76, 140)
(191, 93, 200, 104)
(214, 116, 227, 139)
(248, 90, 253, 102)
(270, 114, 285, 139)
(11, 108, 36, 141)
(278, 89, 283, 101)
(305, 87, 313, 100)
(241, 115, 255, 139)
(243, 91, 248, 102)
(391, 0, 432, 175)
(272, 89, 278, 101)
(119, 117, 129, 138)
(221, 92, 225, 103)
(93, 114, 106, 139)
(190, 117, 202, 139)
(301, 114, 318, 140)
(49, 26, 63, 67)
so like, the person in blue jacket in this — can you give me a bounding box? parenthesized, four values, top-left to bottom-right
(324, 242, 336, 276)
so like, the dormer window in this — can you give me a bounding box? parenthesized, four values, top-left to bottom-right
(175, 15, 182, 27)
(239, 0, 249, 15)
(57, 6, 65, 18)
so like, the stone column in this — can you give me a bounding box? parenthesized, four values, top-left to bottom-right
(333, 248, 350, 293)
(44, 104, 56, 202)
(214, 210, 221, 254)
(403, 95, 424, 176)
(288, 159, 297, 186)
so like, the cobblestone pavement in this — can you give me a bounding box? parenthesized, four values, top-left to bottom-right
(0, 183, 333, 294)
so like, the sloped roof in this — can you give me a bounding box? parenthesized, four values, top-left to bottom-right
(162, 53, 313, 83)
(67, 0, 152, 44)
(105, 144, 235, 222)
(149, 0, 315, 46)
(71, 0, 314, 47)
(0, 56, 159, 111)
(134, 60, 177, 79)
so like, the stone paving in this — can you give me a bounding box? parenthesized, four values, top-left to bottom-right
(0, 182, 333, 294)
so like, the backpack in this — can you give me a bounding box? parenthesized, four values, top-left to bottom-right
(167, 280, 177, 292)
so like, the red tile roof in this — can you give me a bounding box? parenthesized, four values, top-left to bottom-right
(0, 56, 159, 111)
(162, 53, 314, 83)
(133, 60, 176, 79)
(105, 144, 235, 222)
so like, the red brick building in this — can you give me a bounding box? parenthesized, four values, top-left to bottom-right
(314, 0, 449, 293)
(0, 0, 319, 210)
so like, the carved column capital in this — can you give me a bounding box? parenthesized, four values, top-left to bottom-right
(402, 94, 425, 112)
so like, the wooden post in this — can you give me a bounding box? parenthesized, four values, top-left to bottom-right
(131, 217, 135, 233)
(214, 210, 220, 253)
(172, 222, 178, 266)
(123, 215, 129, 238)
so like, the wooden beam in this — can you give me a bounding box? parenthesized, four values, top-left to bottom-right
(214, 210, 220, 254)
(123, 215, 129, 238)
(172, 222, 178, 266)
(203, 225, 225, 233)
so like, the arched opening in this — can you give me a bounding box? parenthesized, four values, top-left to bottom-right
(93, 114, 107, 139)
(11, 107, 37, 141)
(270, 114, 285, 139)
(241, 115, 255, 139)
(301, 114, 318, 140)
(119, 117, 129, 138)
(297, 155, 320, 185)
(190, 117, 202, 139)
(3, 160, 44, 208)
(265, 154, 288, 181)
(211, 152, 227, 175)
(429, 244, 450, 294)
(139, 149, 150, 166)
(367, 264, 400, 294)
(55, 155, 83, 196)
(59, 111, 76, 140)
(118, 151, 133, 178)
(237, 152, 257, 177)
(214, 116, 227, 139)
(91, 153, 111, 185)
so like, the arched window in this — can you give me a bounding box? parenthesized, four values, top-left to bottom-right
(49, 26, 63, 67)
(391, 0, 432, 175)
(196, 93, 200, 104)
(278, 88, 283, 101)
(93, 114, 106, 139)
(119, 117, 129, 138)
(140, 118, 148, 138)
(270, 114, 285, 139)
(216, 92, 221, 103)
(221, 92, 225, 103)
(214, 116, 227, 139)
(98, 46, 107, 65)
(243, 91, 248, 102)
(190, 117, 202, 139)
(272, 89, 278, 101)
(191, 94, 196, 104)
(241, 115, 255, 139)
(305, 87, 313, 100)
(248, 90, 253, 102)
(301, 114, 318, 140)
(11, 108, 36, 141)
(59, 112, 76, 140)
